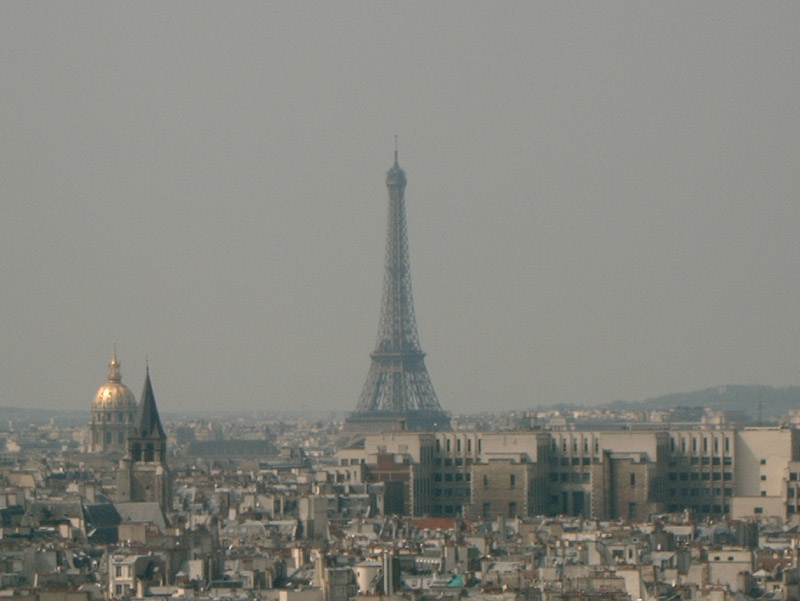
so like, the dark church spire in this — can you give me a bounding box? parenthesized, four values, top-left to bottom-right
(118, 360, 172, 511)
(135, 364, 166, 440)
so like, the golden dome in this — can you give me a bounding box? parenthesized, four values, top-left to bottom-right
(92, 346, 136, 411)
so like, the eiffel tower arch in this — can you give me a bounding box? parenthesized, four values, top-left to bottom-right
(344, 151, 451, 433)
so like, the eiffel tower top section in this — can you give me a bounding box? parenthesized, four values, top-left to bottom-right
(375, 150, 421, 355)
(346, 150, 450, 432)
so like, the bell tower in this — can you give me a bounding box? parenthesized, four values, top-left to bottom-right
(117, 365, 172, 511)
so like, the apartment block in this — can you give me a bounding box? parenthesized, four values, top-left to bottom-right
(337, 425, 800, 521)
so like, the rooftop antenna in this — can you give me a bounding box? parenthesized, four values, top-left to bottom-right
(394, 134, 398, 164)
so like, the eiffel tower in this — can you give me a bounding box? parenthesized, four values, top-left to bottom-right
(344, 150, 451, 432)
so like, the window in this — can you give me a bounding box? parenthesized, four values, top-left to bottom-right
(761, 475, 767, 481)
(508, 502, 517, 517)
(510, 474, 516, 487)
(761, 491, 767, 496)
(755, 507, 764, 514)
(456, 439, 461, 453)
(467, 439, 472, 453)
(630, 473, 636, 486)
(761, 459, 767, 465)
(446, 439, 451, 452)
(483, 475, 489, 488)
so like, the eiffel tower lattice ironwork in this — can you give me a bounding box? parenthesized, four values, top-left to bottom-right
(345, 150, 450, 432)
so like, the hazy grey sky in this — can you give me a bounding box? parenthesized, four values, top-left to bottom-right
(2, 3, 798, 414)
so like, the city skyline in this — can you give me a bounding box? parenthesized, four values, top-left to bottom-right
(2, 3, 799, 414)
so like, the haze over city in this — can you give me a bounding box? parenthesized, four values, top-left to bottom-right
(2, 3, 798, 415)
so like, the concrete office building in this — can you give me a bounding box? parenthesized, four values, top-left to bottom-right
(337, 424, 800, 522)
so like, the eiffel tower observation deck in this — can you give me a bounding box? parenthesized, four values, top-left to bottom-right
(344, 150, 451, 433)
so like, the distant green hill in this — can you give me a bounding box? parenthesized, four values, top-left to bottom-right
(606, 385, 800, 419)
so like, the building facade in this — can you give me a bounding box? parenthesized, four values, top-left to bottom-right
(336, 425, 800, 522)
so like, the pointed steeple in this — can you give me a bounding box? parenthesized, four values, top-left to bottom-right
(119, 360, 172, 510)
(135, 364, 166, 440)
(108, 341, 121, 383)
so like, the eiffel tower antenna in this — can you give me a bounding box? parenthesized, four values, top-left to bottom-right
(345, 148, 450, 432)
